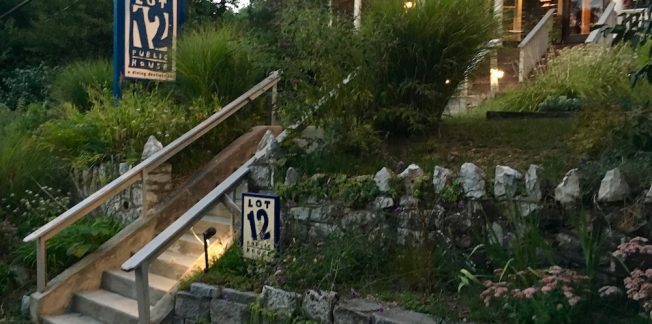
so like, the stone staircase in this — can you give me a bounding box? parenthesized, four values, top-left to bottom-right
(42, 204, 235, 324)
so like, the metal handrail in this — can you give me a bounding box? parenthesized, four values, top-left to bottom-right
(23, 71, 281, 292)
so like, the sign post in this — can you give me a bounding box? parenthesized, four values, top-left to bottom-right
(241, 193, 280, 261)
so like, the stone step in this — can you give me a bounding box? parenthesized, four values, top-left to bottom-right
(73, 289, 145, 324)
(101, 269, 177, 305)
(43, 313, 105, 324)
(151, 250, 199, 279)
(169, 233, 205, 254)
(192, 215, 232, 236)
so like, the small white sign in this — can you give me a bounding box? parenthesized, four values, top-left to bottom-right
(241, 193, 280, 261)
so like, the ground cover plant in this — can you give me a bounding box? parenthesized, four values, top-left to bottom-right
(477, 44, 651, 113)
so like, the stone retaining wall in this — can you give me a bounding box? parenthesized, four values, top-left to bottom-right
(174, 283, 446, 324)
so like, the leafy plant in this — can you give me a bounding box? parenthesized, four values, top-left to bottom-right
(277, 174, 379, 208)
(14, 216, 123, 277)
(537, 96, 582, 112)
(49, 60, 112, 109)
(0, 63, 53, 109)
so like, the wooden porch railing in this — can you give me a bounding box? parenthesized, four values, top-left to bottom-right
(518, 9, 556, 82)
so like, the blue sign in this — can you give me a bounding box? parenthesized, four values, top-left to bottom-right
(124, 0, 178, 81)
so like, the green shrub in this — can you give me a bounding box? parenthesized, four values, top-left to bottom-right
(282, 228, 393, 291)
(0, 103, 64, 199)
(39, 88, 193, 167)
(175, 26, 268, 105)
(363, 0, 496, 133)
(15, 216, 123, 278)
(480, 45, 651, 112)
(537, 95, 582, 112)
(49, 60, 112, 109)
(0, 64, 53, 109)
(570, 106, 626, 155)
(277, 173, 379, 208)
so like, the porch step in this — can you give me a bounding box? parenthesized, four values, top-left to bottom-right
(170, 233, 205, 254)
(151, 250, 200, 279)
(73, 289, 144, 324)
(192, 215, 232, 236)
(43, 313, 105, 324)
(101, 269, 177, 305)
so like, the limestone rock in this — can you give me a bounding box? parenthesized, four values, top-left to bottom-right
(295, 126, 325, 153)
(374, 196, 395, 209)
(289, 207, 311, 221)
(175, 291, 210, 321)
(257, 129, 276, 151)
(250, 165, 272, 189)
(372, 308, 439, 324)
(598, 168, 630, 202)
(646, 185, 652, 204)
(190, 282, 221, 299)
(333, 298, 383, 324)
(525, 164, 544, 202)
(374, 167, 394, 193)
(303, 290, 338, 323)
(261, 286, 301, 318)
(399, 195, 419, 208)
(554, 169, 580, 204)
(118, 162, 130, 175)
(459, 163, 485, 200)
(141, 135, 163, 160)
(494, 165, 523, 200)
(210, 299, 250, 324)
(399, 164, 425, 192)
(20, 295, 30, 316)
(285, 167, 301, 186)
(221, 288, 258, 305)
(432, 166, 453, 194)
(256, 130, 280, 160)
(517, 202, 542, 217)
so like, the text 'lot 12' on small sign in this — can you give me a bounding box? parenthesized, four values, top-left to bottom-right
(241, 193, 280, 261)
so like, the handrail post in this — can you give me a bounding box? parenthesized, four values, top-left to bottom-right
(36, 238, 47, 292)
(135, 263, 150, 324)
(270, 84, 278, 126)
(141, 170, 149, 219)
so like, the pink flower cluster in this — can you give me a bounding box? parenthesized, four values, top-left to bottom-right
(624, 268, 652, 317)
(613, 237, 652, 260)
(481, 266, 589, 307)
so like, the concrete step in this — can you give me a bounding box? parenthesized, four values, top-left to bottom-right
(43, 313, 105, 324)
(151, 250, 199, 279)
(101, 269, 177, 305)
(73, 289, 145, 324)
(193, 215, 232, 236)
(169, 233, 205, 254)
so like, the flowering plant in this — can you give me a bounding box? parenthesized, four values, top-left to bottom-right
(481, 266, 590, 322)
(607, 237, 652, 318)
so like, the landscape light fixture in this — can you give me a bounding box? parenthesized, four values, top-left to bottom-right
(404, 1, 414, 9)
(203, 227, 217, 273)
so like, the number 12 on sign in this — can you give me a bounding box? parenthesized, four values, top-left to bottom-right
(241, 193, 280, 261)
